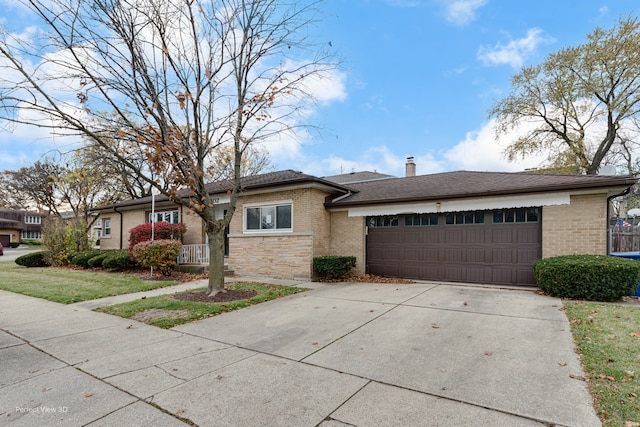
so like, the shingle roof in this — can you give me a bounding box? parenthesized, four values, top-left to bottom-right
(326, 170, 638, 207)
(322, 171, 395, 184)
(92, 170, 352, 211)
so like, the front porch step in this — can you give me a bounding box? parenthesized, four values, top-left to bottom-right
(175, 263, 234, 276)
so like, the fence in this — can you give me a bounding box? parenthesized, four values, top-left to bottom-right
(177, 244, 209, 264)
(610, 226, 640, 252)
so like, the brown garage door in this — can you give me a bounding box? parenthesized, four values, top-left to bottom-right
(366, 208, 541, 286)
(0, 234, 10, 247)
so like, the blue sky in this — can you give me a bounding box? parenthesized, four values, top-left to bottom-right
(1, 0, 639, 178)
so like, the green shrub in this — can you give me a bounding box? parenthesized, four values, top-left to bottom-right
(21, 240, 42, 246)
(102, 250, 137, 270)
(87, 252, 111, 268)
(313, 256, 357, 279)
(9, 242, 20, 248)
(69, 250, 102, 267)
(533, 255, 640, 301)
(15, 251, 51, 267)
(130, 239, 182, 276)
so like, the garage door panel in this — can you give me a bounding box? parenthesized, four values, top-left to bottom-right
(444, 229, 464, 244)
(465, 266, 486, 283)
(366, 212, 541, 286)
(492, 228, 514, 243)
(466, 247, 486, 263)
(444, 248, 463, 262)
(492, 248, 513, 263)
(465, 229, 485, 243)
(517, 248, 540, 264)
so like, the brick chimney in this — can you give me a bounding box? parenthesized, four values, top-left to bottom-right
(405, 157, 416, 177)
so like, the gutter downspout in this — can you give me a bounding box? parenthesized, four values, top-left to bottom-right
(113, 206, 124, 250)
(329, 191, 353, 204)
(607, 187, 632, 255)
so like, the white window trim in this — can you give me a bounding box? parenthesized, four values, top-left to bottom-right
(243, 200, 293, 234)
(102, 218, 112, 238)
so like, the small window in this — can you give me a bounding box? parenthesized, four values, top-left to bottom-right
(148, 209, 179, 224)
(21, 231, 42, 240)
(446, 211, 484, 225)
(405, 214, 438, 226)
(245, 203, 293, 231)
(368, 216, 399, 228)
(493, 208, 540, 224)
(24, 215, 41, 225)
(102, 218, 111, 237)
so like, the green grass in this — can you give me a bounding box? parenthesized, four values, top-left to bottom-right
(97, 282, 307, 328)
(565, 301, 640, 426)
(0, 262, 179, 304)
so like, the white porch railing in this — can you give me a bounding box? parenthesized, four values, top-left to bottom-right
(177, 244, 209, 265)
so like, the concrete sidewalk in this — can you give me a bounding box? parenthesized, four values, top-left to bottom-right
(0, 280, 601, 426)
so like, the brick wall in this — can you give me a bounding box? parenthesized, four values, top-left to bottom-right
(228, 187, 332, 278)
(229, 234, 314, 278)
(329, 211, 366, 275)
(542, 193, 608, 257)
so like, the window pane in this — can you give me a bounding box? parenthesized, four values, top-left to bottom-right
(493, 211, 503, 223)
(464, 212, 474, 224)
(527, 208, 539, 222)
(276, 205, 292, 229)
(247, 208, 261, 229)
(390, 216, 399, 227)
(445, 213, 454, 224)
(172, 211, 179, 224)
(429, 214, 439, 225)
(504, 210, 514, 223)
(455, 213, 464, 224)
(261, 206, 275, 229)
(516, 209, 526, 222)
(405, 216, 413, 226)
(475, 211, 484, 224)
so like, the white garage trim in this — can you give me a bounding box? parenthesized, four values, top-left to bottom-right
(347, 192, 571, 217)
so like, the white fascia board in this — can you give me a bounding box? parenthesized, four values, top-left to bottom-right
(347, 192, 571, 217)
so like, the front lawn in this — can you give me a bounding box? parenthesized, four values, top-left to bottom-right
(97, 282, 307, 328)
(0, 262, 180, 304)
(565, 301, 640, 426)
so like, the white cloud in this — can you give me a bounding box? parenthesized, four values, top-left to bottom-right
(443, 119, 547, 171)
(477, 28, 554, 68)
(445, 0, 486, 26)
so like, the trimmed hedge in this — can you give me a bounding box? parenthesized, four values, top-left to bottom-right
(313, 256, 357, 279)
(533, 255, 640, 301)
(102, 250, 137, 270)
(10, 242, 20, 248)
(15, 251, 51, 267)
(130, 239, 182, 276)
(87, 252, 111, 268)
(69, 250, 102, 267)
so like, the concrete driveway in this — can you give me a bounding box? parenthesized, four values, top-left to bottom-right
(0, 280, 600, 426)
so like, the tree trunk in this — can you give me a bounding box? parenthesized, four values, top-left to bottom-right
(206, 226, 226, 295)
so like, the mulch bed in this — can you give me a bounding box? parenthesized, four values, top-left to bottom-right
(172, 289, 258, 303)
(318, 274, 416, 284)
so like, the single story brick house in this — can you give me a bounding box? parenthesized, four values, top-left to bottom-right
(93, 161, 637, 286)
(0, 209, 47, 247)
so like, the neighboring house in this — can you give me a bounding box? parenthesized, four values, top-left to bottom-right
(92, 160, 637, 286)
(0, 209, 47, 247)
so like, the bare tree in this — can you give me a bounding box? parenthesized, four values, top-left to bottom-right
(0, 0, 337, 294)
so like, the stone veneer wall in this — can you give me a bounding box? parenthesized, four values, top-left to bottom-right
(329, 211, 366, 275)
(227, 187, 332, 278)
(542, 193, 608, 258)
(228, 234, 314, 278)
